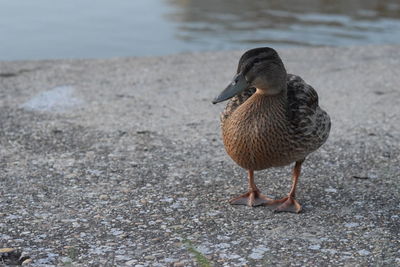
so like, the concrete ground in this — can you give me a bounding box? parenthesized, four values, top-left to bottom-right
(0, 45, 399, 266)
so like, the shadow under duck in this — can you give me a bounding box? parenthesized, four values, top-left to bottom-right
(213, 47, 331, 213)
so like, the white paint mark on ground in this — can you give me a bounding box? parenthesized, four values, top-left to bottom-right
(358, 249, 371, 256)
(22, 85, 84, 112)
(249, 246, 269, 260)
(308, 244, 321, 250)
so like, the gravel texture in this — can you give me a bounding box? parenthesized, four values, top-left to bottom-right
(0, 46, 399, 266)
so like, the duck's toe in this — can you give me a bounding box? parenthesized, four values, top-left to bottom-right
(229, 190, 274, 207)
(269, 196, 302, 213)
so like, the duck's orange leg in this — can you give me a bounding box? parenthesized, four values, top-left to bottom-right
(266, 160, 304, 213)
(229, 170, 274, 207)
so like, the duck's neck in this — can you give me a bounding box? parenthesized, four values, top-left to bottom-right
(250, 89, 287, 123)
(252, 87, 287, 112)
(255, 83, 287, 96)
(229, 87, 287, 127)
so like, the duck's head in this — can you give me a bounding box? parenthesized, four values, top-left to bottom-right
(212, 47, 287, 104)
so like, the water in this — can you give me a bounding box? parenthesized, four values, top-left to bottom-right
(1, 0, 400, 60)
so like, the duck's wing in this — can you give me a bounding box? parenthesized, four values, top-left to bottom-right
(286, 74, 331, 149)
(220, 87, 256, 123)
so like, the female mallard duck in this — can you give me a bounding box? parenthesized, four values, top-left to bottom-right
(212, 47, 331, 213)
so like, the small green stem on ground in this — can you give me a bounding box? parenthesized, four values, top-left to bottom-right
(184, 240, 212, 267)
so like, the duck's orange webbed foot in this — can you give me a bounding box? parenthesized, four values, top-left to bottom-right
(265, 196, 302, 213)
(229, 190, 274, 207)
(264, 160, 304, 213)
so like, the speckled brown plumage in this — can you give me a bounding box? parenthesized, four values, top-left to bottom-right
(213, 47, 331, 213)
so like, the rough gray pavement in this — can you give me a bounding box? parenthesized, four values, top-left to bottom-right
(1, 46, 399, 266)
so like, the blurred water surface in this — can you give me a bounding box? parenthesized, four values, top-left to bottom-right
(0, 0, 400, 60)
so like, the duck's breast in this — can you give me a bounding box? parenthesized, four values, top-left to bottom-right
(222, 92, 296, 170)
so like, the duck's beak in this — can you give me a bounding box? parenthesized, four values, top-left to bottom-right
(212, 73, 248, 104)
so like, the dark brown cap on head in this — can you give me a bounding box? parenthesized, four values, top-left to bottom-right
(237, 47, 283, 75)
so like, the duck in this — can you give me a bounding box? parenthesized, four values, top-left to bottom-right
(212, 47, 331, 213)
